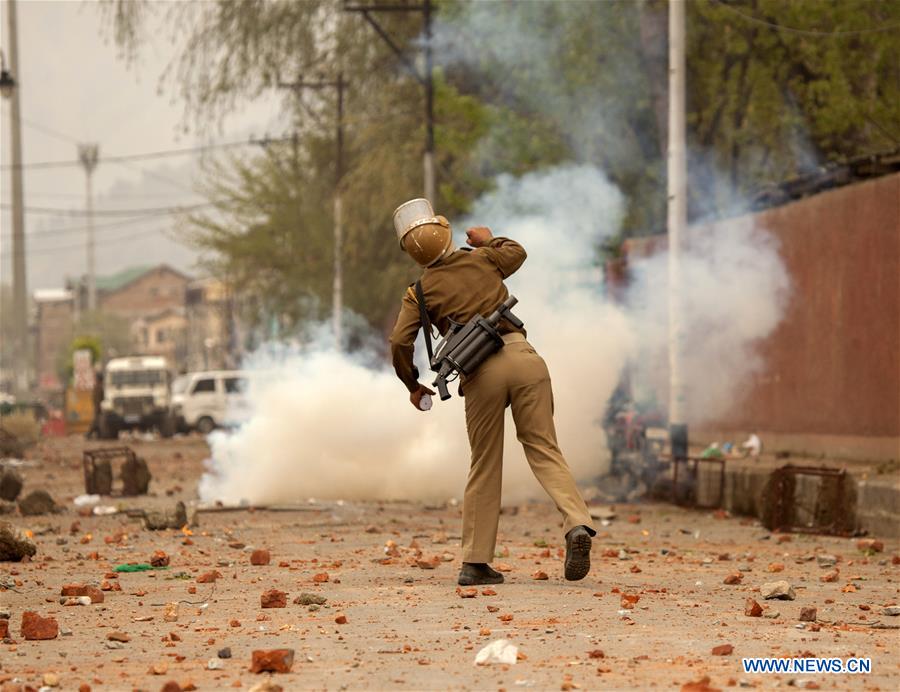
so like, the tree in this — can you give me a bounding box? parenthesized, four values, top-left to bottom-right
(104, 0, 493, 339)
(55, 311, 134, 386)
(687, 0, 900, 213)
(103, 0, 900, 327)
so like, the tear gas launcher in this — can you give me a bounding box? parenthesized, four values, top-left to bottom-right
(429, 296, 524, 401)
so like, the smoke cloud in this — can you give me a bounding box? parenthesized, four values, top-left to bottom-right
(199, 163, 789, 505)
(199, 165, 633, 504)
(198, 3, 791, 505)
(625, 217, 790, 423)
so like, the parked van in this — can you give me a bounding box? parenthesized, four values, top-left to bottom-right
(169, 370, 251, 434)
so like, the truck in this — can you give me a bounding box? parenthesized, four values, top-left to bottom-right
(96, 356, 174, 439)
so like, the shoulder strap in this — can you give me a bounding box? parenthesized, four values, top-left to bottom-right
(414, 280, 434, 365)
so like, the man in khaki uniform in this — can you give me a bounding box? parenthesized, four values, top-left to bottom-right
(389, 199, 596, 585)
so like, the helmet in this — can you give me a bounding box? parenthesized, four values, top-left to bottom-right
(392, 198, 455, 267)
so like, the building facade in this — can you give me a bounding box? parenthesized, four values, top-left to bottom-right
(33, 289, 75, 399)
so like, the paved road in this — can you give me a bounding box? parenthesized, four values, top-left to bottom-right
(1, 436, 897, 690)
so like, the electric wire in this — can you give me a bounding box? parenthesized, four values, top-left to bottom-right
(20, 117, 82, 145)
(0, 137, 292, 171)
(0, 210, 186, 240)
(712, 0, 900, 37)
(0, 201, 216, 217)
(3, 225, 177, 257)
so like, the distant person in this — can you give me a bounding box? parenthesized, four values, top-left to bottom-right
(388, 199, 596, 586)
(741, 433, 762, 459)
(86, 368, 104, 439)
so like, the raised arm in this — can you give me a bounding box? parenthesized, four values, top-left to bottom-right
(466, 226, 527, 278)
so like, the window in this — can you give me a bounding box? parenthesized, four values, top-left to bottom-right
(156, 328, 168, 343)
(110, 370, 164, 386)
(192, 378, 215, 394)
(224, 377, 247, 394)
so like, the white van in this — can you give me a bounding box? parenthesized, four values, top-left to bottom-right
(169, 370, 251, 434)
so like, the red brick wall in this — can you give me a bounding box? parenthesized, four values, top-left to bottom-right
(729, 174, 900, 437)
(625, 174, 900, 438)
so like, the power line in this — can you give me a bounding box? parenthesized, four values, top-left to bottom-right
(0, 136, 292, 171)
(2, 190, 200, 200)
(107, 154, 200, 196)
(0, 211, 179, 239)
(0, 201, 216, 217)
(1, 225, 177, 257)
(712, 0, 900, 37)
(20, 117, 81, 145)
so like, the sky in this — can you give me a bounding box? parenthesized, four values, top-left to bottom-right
(0, 0, 283, 293)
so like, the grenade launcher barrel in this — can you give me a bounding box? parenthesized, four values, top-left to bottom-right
(430, 296, 524, 401)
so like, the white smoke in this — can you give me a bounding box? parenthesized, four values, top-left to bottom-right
(198, 0, 794, 505)
(199, 165, 633, 504)
(626, 217, 790, 423)
(199, 163, 789, 505)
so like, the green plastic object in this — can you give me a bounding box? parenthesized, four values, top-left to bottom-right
(113, 563, 168, 573)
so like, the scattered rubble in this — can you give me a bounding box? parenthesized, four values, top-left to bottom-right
(761, 580, 796, 600)
(60, 584, 104, 603)
(681, 675, 721, 692)
(744, 599, 763, 617)
(18, 489, 61, 516)
(21, 611, 59, 640)
(799, 606, 817, 622)
(260, 589, 287, 608)
(250, 548, 271, 565)
(0, 468, 24, 501)
(143, 501, 188, 530)
(857, 539, 884, 553)
(248, 681, 284, 692)
(293, 592, 326, 606)
(474, 639, 518, 665)
(150, 550, 170, 567)
(250, 649, 295, 674)
(0, 520, 37, 561)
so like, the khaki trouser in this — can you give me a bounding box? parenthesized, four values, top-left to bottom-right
(461, 333, 595, 563)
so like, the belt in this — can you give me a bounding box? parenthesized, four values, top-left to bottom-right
(501, 332, 526, 345)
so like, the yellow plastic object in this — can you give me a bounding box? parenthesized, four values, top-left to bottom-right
(64, 388, 94, 434)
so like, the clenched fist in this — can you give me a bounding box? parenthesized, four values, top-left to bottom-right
(465, 226, 493, 248)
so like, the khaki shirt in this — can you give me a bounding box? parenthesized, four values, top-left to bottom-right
(389, 237, 527, 392)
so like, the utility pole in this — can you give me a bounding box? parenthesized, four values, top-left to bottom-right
(4, 0, 28, 394)
(344, 0, 436, 203)
(667, 0, 688, 451)
(78, 143, 100, 312)
(278, 73, 346, 350)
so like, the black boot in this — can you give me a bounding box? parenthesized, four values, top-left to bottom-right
(457, 562, 504, 586)
(564, 526, 592, 581)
